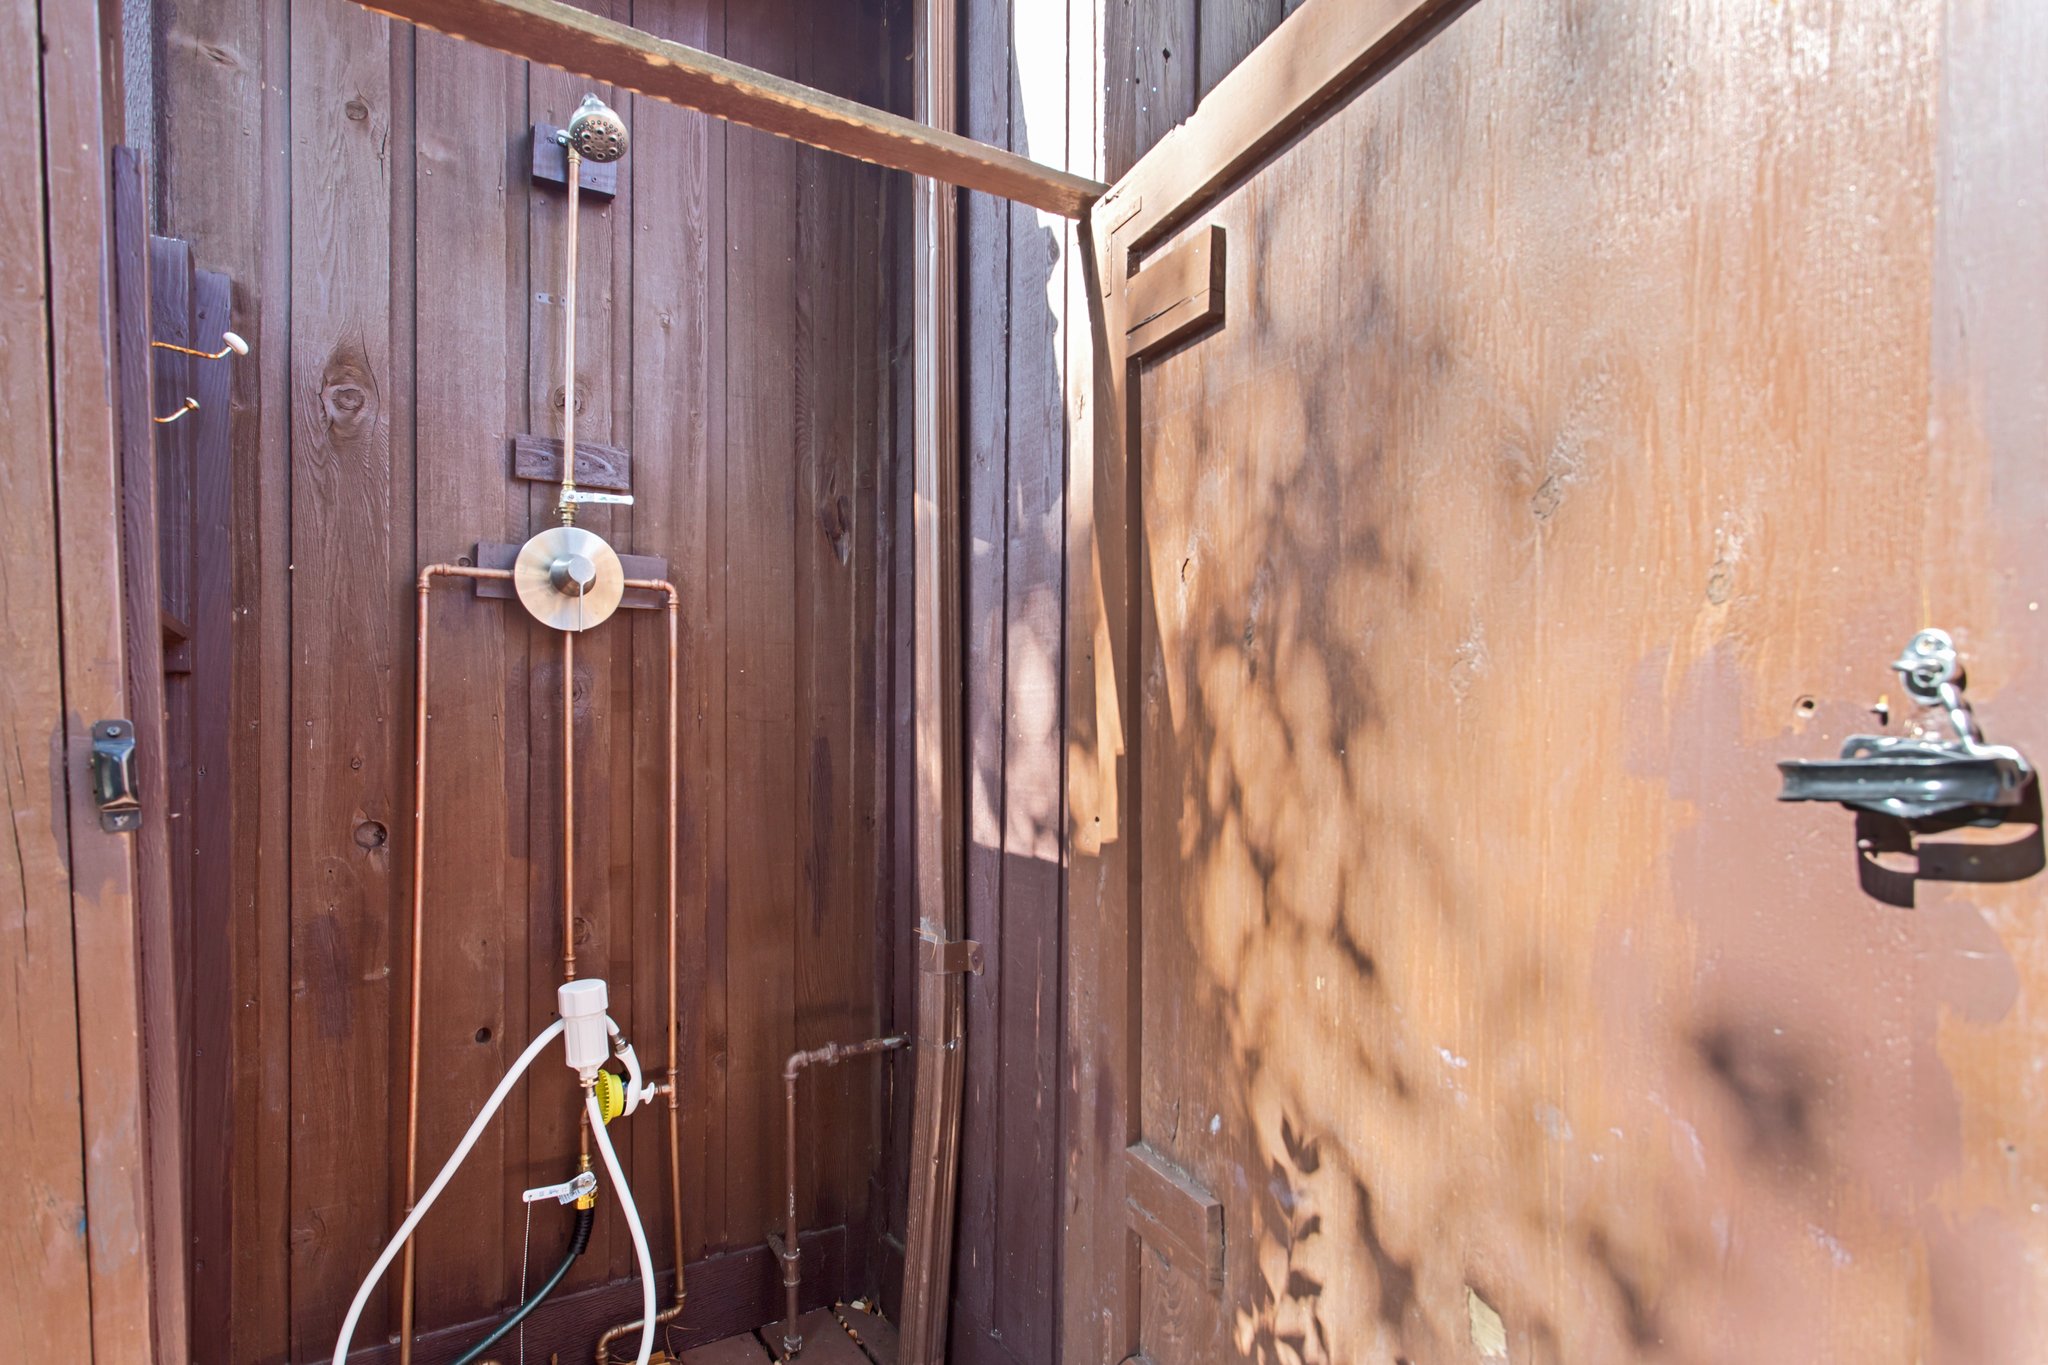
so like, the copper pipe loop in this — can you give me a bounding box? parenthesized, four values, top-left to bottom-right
(401, 569, 687, 1365)
(400, 565, 512, 1364)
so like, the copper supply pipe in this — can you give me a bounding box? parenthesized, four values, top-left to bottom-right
(562, 627, 577, 980)
(596, 581, 689, 1365)
(399, 563, 514, 1365)
(777, 1036, 908, 1359)
(559, 144, 582, 523)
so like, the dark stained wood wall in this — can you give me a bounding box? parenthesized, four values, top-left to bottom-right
(149, 1, 912, 1359)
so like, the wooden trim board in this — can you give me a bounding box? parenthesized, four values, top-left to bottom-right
(1094, 0, 1459, 257)
(352, 0, 1106, 217)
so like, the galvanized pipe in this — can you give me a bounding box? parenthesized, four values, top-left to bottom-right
(399, 563, 514, 1365)
(779, 1036, 908, 1359)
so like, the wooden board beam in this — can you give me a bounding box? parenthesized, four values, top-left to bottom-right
(352, 0, 1106, 218)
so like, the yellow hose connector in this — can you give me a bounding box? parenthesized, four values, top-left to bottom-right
(594, 1070, 626, 1125)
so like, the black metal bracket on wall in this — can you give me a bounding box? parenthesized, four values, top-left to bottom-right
(531, 122, 619, 198)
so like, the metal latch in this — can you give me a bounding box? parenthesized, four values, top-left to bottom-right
(90, 719, 141, 832)
(1777, 629, 2033, 822)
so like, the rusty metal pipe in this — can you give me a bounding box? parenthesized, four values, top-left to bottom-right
(595, 581, 688, 1365)
(778, 1036, 908, 1359)
(399, 563, 514, 1365)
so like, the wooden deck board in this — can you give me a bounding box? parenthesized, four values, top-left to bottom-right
(680, 1330, 772, 1364)
(679, 1306, 895, 1365)
(835, 1305, 897, 1362)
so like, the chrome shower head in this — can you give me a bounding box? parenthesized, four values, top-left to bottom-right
(565, 94, 628, 163)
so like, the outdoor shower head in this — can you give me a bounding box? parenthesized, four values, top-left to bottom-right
(565, 94, 628, 162)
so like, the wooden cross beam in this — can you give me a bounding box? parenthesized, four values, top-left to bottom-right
(354, 0, 1106, 217)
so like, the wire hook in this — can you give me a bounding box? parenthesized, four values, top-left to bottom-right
(151, 330, 249, 362)
(153, 397, 200, 425)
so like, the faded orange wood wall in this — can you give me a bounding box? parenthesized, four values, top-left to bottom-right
(148, 0, 910, 1358)
(1066, 0, 2048, 1361)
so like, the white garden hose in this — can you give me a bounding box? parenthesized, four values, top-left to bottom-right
(586, 1088, 656, 1365)
(329, 1018, 566, 1365)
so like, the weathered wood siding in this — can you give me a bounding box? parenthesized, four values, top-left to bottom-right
(1068, 0, 2048, 1360)
(150, 1, 911, 1358)
(937, 3, 1296, 1361)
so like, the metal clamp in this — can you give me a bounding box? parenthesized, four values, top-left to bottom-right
(1778, 629, 2033, 821)
(90, 719, 141, 832)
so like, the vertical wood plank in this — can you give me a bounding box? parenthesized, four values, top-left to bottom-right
(523, 5, 624, 1290)
(626, 0, 725, 1282)
(187, 265, 238, 1360)
(952, 0, 1010, 1341)
(723, 0, 800, 1255)
(286, 0, 406, 1349)
(156, 0, 298, 1352)
(1195, 0, 1285, 100)
(878, 25, 921, 1305)
(793, 0, 872, 1249)
(41, 0, 160, 1353)
(411, 22, 526, 1329)
(0, 0, 96, 1350)
(1105, 0, 1197, 179)
(900, 0, 968, 1354)
(847, 7, 893, 1288)
(995, 18, 1068, 1358)
(113, 148, 192, 1365)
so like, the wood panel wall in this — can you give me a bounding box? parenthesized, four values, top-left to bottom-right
(1068, 0, 2048, 1360)
(149, 2, 912, 1359)
(930, 2, 1295, 1360)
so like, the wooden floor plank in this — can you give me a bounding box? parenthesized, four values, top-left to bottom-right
(776, 1308, 876, 1364)
(681, 1331, 773, 1364)
(837, 1304, 899, 1363)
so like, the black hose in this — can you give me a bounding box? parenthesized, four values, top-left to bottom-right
(449, 1204, 596, 1365)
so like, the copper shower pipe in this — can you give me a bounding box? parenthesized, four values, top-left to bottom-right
(399, 562, 511, 1363)
(595, 577, 690, 1364)
(776, 1036, 908, 1359)
(398, 566, 686, 1365)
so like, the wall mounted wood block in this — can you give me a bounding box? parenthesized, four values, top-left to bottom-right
(471, 541, 672, 610)
(1125, 223, 1225, 360)
(1122, 1141, 1224, 1294)
(512, 430, 632, 491)
(531, 122, 619, 197)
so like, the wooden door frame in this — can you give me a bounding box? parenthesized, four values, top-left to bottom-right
(1060, 1, 1461, 1357)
